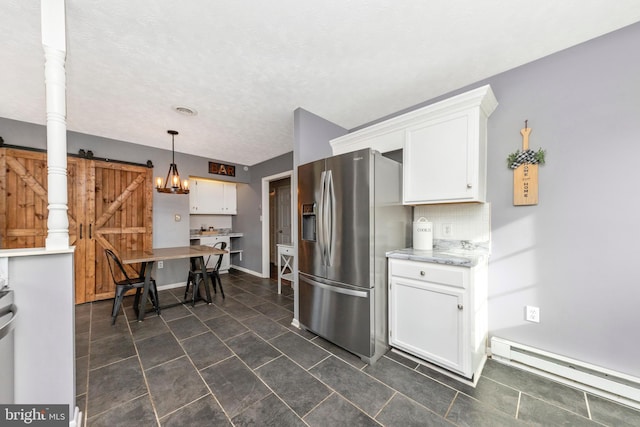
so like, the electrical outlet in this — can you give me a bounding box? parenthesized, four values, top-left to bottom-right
(442, 223, 453, 237)
(157, 261, 163, 269)
(525, 305, 540, 323)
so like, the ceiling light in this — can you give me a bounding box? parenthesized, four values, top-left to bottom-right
(173, 105, 198, 116)
(156, 130, 189, 194)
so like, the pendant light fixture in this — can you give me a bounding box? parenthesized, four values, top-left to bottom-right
(156, 130, 189, 194)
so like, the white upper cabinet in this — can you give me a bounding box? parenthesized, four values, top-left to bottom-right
(190, 178, 237, 214)
(403, 109, 483, 204)
(222, 182, 237, 215)
(330, 85, 498, 204)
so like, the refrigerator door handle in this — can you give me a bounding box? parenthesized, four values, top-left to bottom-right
(0, 303, 18, 340)
(326, 170, 335, 266)
(318, 170, 327, 264)
(299, 274, 368, 298)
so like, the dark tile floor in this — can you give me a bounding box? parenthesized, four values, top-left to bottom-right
(75, 270, 640, 426)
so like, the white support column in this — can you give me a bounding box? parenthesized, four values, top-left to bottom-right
(41, 0, 69, 250)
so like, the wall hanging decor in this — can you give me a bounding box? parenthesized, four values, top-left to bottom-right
(209, 161, 236, 177)
(508, 121, 546, 205)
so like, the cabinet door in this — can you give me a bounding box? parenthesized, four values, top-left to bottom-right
(403, 110, 481, 204)
(189, 180, 199, 213)
(389, 275, 466, 374)
(196, 179, 225, 214)
(223, 182, 237, 214)
(191, 179, 232, 214)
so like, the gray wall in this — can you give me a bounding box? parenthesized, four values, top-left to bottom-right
(293, 108, 348, 322)
(483, 23, 640, 377)
(310, 22, 640, 377)
(294, 108, 347, 166)
(0, 119, 249, 285)
(233, 151, 294, 273)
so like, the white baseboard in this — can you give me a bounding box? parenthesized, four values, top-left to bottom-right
(229, 264, 266, 278)
(157, 281, 185, 291)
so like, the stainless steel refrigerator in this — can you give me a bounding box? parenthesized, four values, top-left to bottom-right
(298, 148, 410, 364)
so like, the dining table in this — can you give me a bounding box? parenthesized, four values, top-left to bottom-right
(120, 245, 227, 321)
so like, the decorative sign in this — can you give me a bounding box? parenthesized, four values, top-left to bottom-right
(513, 162, 538, 205)
(509, 121, 545, 206)
(209, 162, 235, 177)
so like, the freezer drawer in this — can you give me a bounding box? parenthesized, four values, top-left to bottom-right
(299, 273, 372, 358)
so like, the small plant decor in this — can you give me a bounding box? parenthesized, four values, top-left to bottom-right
(507, 147, 546, 169)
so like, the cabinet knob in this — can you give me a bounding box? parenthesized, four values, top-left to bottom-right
(458, 304, 463, 310)
(467, 183, 472, 189)
(420, 271, 425, 276)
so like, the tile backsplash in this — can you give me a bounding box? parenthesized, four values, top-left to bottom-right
(414, 203, 491, 243)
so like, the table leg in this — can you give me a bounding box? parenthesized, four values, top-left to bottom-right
(137, 261, 155, 321)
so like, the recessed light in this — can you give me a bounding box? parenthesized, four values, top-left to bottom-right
(173, 105, 198, 116)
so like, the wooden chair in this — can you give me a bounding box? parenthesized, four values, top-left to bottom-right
(105, 249, 160, 324)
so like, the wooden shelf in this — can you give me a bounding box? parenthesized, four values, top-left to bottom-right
(230, 249, 243, 261)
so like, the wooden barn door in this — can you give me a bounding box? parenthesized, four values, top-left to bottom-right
(88, 160, 153, 302)
(68, 156, 89, 302)
(0, 147, 153, 304)
(0, 148, 49, 248)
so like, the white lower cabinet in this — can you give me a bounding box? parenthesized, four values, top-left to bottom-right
(388, 258, 487, 380)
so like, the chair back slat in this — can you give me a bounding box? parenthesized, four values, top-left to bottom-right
(213, 241, 227, 270)
(105, 249, 131, 282)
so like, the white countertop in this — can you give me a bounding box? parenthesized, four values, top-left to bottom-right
(190, 232, 243, 238)
(386, 240, 489, 267)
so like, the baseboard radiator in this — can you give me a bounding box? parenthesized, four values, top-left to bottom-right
(490, 337, 640, 409)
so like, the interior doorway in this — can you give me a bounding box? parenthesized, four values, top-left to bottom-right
(261, 170, 293, 278)
(269, 178, 292, 269)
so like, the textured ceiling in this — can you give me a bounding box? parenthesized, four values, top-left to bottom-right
(2, 1, 640, 166)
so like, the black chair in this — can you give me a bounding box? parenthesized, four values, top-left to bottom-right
(105, 249, 160, 325)
(184, 256, 211, 306)
(206, 241, 227, 299)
